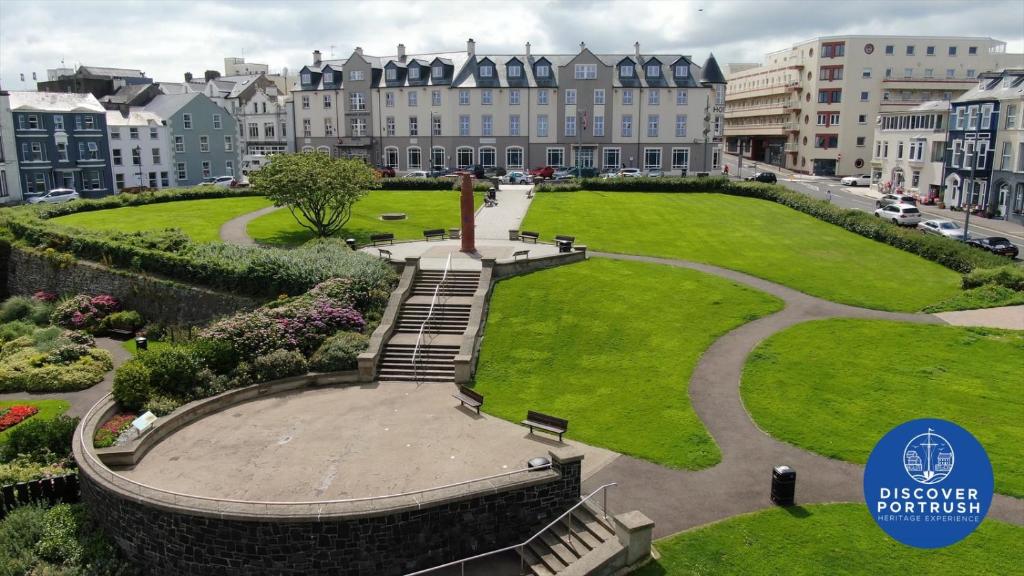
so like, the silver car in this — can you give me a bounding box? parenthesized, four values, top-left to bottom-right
(918, 219, 970, 241)
(27, 188, 80, 204)
(874, 203, 922, 226)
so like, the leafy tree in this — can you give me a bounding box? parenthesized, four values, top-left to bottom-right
(251, 152, 379, 238)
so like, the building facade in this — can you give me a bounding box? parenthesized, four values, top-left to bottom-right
(143, 93, 240, 186)
(202, 75, 289, 174)
(0, 90, 24, 204)
(290, 41, 725, 174)
(106, 109, 175, 191)
(724, 35, 1023, 176)
(871, 101, 949, 201)
(9, 92, 113, 198)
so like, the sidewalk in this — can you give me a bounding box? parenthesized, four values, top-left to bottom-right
(474, 183, 535, 240)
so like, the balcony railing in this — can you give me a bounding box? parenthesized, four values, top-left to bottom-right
(783, 122, 800, 131)
(784, 143, 798, 152)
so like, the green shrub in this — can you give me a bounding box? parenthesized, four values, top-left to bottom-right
(310, 331, 369, 372)
(112, 360, 153, 412)
(240, 348, 307, 383)
(379, 177, 453, 190)
(1, 415, 79, 463)
(963, 264, 1024, 291)
(99, 310, 144, 333)
(188, 338, 239, 375)
(0, 454, 74, 485)
(31, 185, 261, 219)
(0, 505, 46, 573)
(35, 504, 84, 565)
(0, 350, 110, 393)
(142, 394, 184, 417)
(139, 345, 205, 397)
(0, 320, 36, 343)
(923, 284, 1024, 313)
(0, 296, 37, 323)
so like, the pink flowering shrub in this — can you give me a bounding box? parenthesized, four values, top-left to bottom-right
(33, 291, 58, 303)
(50, 294, 121, 332)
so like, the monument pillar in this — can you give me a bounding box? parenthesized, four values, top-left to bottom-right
(460, 173, 475, 253)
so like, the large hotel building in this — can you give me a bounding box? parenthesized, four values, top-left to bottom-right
(290, 40, 726, 175)
(724, 35, 1023, 176)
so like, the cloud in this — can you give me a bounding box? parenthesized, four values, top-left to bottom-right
(1, 0, 1022, 89)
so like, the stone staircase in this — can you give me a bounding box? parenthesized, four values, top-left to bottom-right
(519, 506, 619, 575)
(376, 268, 482, 383)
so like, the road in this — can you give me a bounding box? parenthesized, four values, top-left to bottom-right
(722, 154, 1024, 247)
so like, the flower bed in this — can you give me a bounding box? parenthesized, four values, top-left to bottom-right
(0, 405, 40, 433)
(93, 412, 137, 449)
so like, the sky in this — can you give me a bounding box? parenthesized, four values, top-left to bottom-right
(1, 0, 1023, 89)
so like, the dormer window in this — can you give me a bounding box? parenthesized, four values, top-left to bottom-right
(432, 65, 443, 78)
(537, 64, 550, 77)
(646, 64, 660, 77)
(480, 64, 493, 77)
(674, 65, 689, 78)
(386, 68, 397, 81)
(509, 65, 522, 78)
(301, 72, 311, 84)
(409, 66, 420, 80)
(621, 64, 634, 77)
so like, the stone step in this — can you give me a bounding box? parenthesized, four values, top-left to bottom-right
(520, 546, 555, 576)
(551, 519, 600, 552)
(539, 530, 581, 566)
(526, 540, 567, 574)
(570, 507, 615, 542)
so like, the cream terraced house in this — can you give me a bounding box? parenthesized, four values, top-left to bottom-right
(724, 35, 1024, 176)
(871, 100, 950, 201)
(289, 40, 725, 174)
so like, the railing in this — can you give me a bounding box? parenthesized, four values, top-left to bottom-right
(406, 483, 617, 576)
(412, 253, 452, 382)
(77, 393, 551, 515)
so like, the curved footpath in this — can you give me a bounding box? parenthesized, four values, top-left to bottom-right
(584, 252, 1023, 536)
(218, 205, 282, 246)
(0, 338, 132, 419)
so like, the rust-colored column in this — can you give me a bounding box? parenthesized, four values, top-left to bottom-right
(460, 172, 475, 253)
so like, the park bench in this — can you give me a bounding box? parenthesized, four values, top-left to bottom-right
(370, 233, 394, 245)
(521, 410, 568, 442)
(512, 250, 530, 261)
(377, 248, 392, 260)
(519, 230, 540, 243)
(554, 235, 575, 246)
(424, 228, 447, 241)
(452, 385, 484, 414)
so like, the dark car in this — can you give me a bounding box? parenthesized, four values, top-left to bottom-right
(746, 171, 777, 184)
(967, 236, 1019, 258)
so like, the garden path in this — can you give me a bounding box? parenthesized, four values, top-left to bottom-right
(0, 338, 133, 419)
(934, 304, 1024, 330)
(474, 184, 536, 240)
(219, 205, 282, 246)
(582, 252, 1024, 537)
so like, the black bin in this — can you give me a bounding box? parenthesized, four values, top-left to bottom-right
(771, 465, 796, 506)
(557, 240, 572, 253)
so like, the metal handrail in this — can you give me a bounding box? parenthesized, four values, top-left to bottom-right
(412, 253, 452, 381)
(405, 482, 617, 576)
(76, 392, 550, 509)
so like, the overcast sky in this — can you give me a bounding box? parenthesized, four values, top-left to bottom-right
(2, 0, 1022, 89)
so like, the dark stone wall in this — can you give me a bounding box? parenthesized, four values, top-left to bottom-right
(82, 458, 582, 575)
(5, 247, 261, 326)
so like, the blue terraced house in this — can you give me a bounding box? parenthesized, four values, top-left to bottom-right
(144, 92, 240, 186)
(9, 91, 114, 198)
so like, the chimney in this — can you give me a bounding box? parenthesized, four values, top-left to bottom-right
(313, 50, 322, 65)
(184, 72, 193, 82)
(580, 41, 586, 51)
(355, 46, 363, 56)
(467, 38, 476, 57)
(525, 41, 531, 59)
(634, 42, 641, 61)
(398, 43, 406, 63)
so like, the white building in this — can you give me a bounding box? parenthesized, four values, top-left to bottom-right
(0, 90, 24, 204)
(871, 101, 950, 202)
(106, 109, 175, 190)
(202, 75, 289, 174)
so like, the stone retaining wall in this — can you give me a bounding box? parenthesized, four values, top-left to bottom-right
(4, 247, 261, 325)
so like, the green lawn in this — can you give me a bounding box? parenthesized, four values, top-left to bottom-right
(472, 258, 783, 469)
(51, 196, 273, 243)
(522, 192, 962, 311)
(636, 503, 1023, 575)
(248, 190, 483, 246)
(121, 339, 171, 356)
(0, 400, 71, 444)
(742, 319, 1024, 497)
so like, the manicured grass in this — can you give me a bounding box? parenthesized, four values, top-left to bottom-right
(473, 258, 783, 469)
(742, 319, 1024, 497)
(51, 196, 273, 242)
(248, 190, 483, 246)
(522, 192, 962, 311)
(636, 503, 1023, 575)
(0, 400, 71, 444)
(121, 339, 171, 356)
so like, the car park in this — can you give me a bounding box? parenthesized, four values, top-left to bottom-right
(745, 171, 777, 184)
(918, 219, 970, 241)
(966, 236, 1019, 258)
(874, 203, 922, 226)
(876, 193, 917, 208)
(840, 174, 872, 186)
(26, 188, 80, 204)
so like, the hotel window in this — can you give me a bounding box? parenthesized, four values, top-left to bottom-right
(968, 46, 977, 55)
(409, 116, 419, 136)
(51, 116, 64, 131)
(432, 90, 442, 106)
(129, 127, 139, 139)
(74, 115, 82, 130)
(174, 136, 185, 152)
(538, 90, 549, 105)
(301, 72, 311, 84)
(603, 148, 621, 170)
(384, 147, 398, 168)
(537, 114, 549, 137)
(822, 42, 845, 57)
(407, 147, 421, 169)
(926, 46, 935, 56)
(302, 96, 310, 109)
(182, 114, 192, 129)
(459, 90, 470, 105)
(980, 104, 994, 129)
(431, 146, 444, 169)
(546, 148, 564, 167)
(814, 134, 839, 149)
(84, 116, 95, 129)
(385, 117, 395, 136)
(565, 115, 576, 137)
(479, 147, 496, 167)
(924, 69, 933, 79)
(506, 147, 523, 169)
(112, 149, 123, 166)
(949, 46, 957, 56)
(510, 114, 520, 136)
(212, 114, 222, 129)
(350, 70, 364, 81)
(408, 91, 418, 107)
(647, 114, 659, 137)
(565, 89, 577, 105)
(594, 89, 605, 105)
(432, 65, 443, 78)
(508, 65, 522, 78)
(386, 68, 397, 81)
(675, 114, 687, 137)
(323, 94, 332, 109)
(115, 173, 124, 190)
(648, 90, 660, 105)
(265, 123, 275, 138)
(409, 67, 420, 80)
(350, 92, 366, 111)
(967, 106, 979, 130)
(676, 89, 688, 105)
(622, 89, 633, 105)
(575, 64, 597, 79)
(911, 170, 920, 188)
(967, 69, 976, 78)
(671, 148, 689, 170)
(152, 148, 161, 164)
(456, 147, 473, 168)
(350, 117, 366, 137)
(459, 115, 470, 136)
(536, 64, 550, 77)
(646, 64, 660, 77)
(480, 64, 493, 77)
(481, 90, 492, 105)
(976, 141, 988, 169)
(176, 162, 187, 180)
(199, 136, 209, 153)
(161, 172, 169, 187)
(1006, 104, 1017, 128)
(249, 123, 259, 138)
(897, 141, 904, 158)
(862, 68, 872, 78)
(150, 127, 158, 139)
(594, 115, 604, 136)
(57, 143, 67, 162)
(858, 114, 867, 124)
(201, 161, 211, 178)
(906, 45, 915, 55)
(482, 115, 493, 137)
(432, 115, 442, 136)
(225, 135, 233, 152)
(510, 89, 520, 105)
(1000, 142, 1012, 169)
(621, 114, 632, 137)
(643, 147, 662, 170)
(856, 137, 866, 147)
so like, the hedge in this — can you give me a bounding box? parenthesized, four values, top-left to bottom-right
(379, 177, 492, 192)
(31, 185, 262, 220)
(536, 177, 1009, 274)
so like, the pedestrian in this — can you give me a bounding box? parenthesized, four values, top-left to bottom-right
(826, 189, 832, 204)
(723, 164, 730, 177)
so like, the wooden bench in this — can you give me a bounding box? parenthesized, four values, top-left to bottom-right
(370, 232, 394, 245)
(519, 230, 540, 243)
(521, 410, 568, 442)
(512, 250, 530, 261)
(377, 248, 392, 260)
(452, 385, 484, 414)
(424, 228, 447, 241)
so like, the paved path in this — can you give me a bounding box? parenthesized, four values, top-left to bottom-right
(935, 305, 1024, 331)
(473, 184, 536, 240)
(583, 252, 1023, 537)
(219, 205, 282, 246)
(0, 337, 133, 419)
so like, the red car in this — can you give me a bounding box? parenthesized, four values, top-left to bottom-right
(375, 166, 396, 178)
(529, 166, 555, 179)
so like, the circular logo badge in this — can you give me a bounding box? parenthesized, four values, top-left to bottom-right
(865, 43, 875, 54)
(864, 419, 993, 548)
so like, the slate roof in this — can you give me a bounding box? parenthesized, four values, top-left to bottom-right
(105, 109, 164, 126)
(143, 92, 202, 118)
(954, 69, 1024, 102)
(78, 65, 147, 78)
(699, 53, 726, 84)
(8, 91, 106, 113)
(98, 83, 152, 104)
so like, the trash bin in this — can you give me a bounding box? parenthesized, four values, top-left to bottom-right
(134, 336, 148, 351)
(345, 238, 357, 250)
(771, 465, 796, 506)
(448, 228, 461, 239)
(557, 240, 572, 253)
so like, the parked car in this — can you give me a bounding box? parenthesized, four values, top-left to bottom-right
(617, 168, 643, 178)
(874, 203, 922, 226)
(645, 169, 663, 178)
(967, 236, 1019, 258)
(211, 176, 235, 188)
(501, 171, 532, 184)
(840, 174, 872, 186)
(229, 177, 250, 188)
(27, 188, 80, 204)
(876, 194, 917, 208)
(745, 171, 777, 183)
(600, 169, 620, 179)
(528, 166, 555, 179)
(918, 219, 970, 241)
(405, 170, 430, 178)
